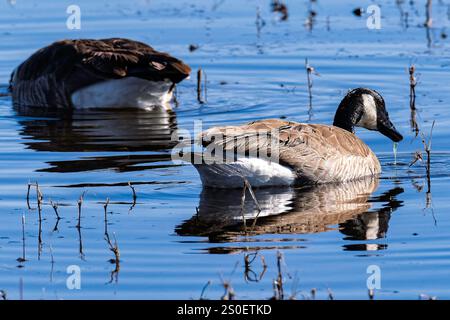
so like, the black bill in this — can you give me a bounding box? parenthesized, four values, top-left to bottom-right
(378, 120, 403, 142)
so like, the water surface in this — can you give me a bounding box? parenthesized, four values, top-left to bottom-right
(1, 0, 450, 300)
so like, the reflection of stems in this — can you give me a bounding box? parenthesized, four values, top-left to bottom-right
(199, 280, 211, 300)
(104, 199, 120, 284)
(244, 252, 267, 283)
(77, 225, 85, 261)
(104, 198, 110, 235)
(128, 182, 136, 212)
(105, 232, 120, 284)
(17, 214, 26, 264)
(26, 183, 32, 210)
(49, 245, 55, 283)
(419, 121, 435, 210)
(38, 217, 42, 260)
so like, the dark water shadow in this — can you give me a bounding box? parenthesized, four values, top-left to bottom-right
(176, 177, 404, 253)
(15, 106, 178, 173)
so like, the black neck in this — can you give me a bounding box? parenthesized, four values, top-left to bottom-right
(333, 117, 354, 133)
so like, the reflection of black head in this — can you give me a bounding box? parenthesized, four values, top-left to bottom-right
(339, 187, 404, 241)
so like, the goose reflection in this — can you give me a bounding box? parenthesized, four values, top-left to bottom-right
(16, 106, 177, 172)
(176, 177, 404, 251)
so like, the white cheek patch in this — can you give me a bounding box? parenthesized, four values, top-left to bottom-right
(356, 94, 378, 130)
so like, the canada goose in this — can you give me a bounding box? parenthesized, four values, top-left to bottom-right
(9, 38, 191, 110)
(193, 88, 403, 188)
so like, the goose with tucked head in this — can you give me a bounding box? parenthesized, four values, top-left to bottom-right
(193, 88, 403, 188)
(9, 38, 191, 110)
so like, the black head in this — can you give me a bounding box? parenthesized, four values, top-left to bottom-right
(333, 88, 403, 142)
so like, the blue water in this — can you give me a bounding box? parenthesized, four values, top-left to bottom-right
(1, 0, 450, 300)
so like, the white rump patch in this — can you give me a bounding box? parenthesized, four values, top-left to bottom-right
(194, 156, 296, 188)
(356, 94, 378, 130)
(71, 77, 173, 110)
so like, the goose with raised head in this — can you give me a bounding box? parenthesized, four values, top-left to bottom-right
(9, 38, 191, 110)
(193, 88, 403, 188)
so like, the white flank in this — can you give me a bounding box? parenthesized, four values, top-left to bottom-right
(194, 156, 296, 188)
(71, 77, 173, 110)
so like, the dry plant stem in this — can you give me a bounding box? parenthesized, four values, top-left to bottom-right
(275, 251, 284, 300)
(36, 183, 43, 221)
(197, 68, 204, 103)
(305, 58, 313, 109)
(240, 182, 248, 231)
(76, 191, 86, 229)
(220, 275, 235, 300)
(104, 198, 110, 235)
(409, 65, 419, 135)
(50, 200, 60, 219)
(409, 65, 416, 110)
(425, 0, 432, 28)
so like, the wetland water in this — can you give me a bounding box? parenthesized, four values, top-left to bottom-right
(1, 0, 450, 299)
